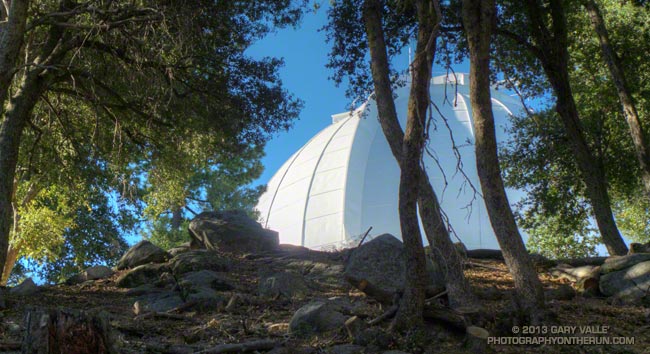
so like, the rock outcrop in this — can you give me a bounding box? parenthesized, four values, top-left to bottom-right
(188, 210, 279, 254)
(10, 278, 39, 296)
(343, 234, 445, 304)
(600, 259, 650, 305)
(289, 299, 347, 337)
(116, 240, 170, 270)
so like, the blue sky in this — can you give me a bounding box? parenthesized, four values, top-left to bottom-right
(247, 8, 349, 186)
(246, 7, 418, 186)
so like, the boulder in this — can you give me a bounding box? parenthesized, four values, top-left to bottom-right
(188, 210, 279, 254)
(601, 253, 650, 274)
(67, 265, 115, 285)
(116, 263, 169, 288)
(629, 242, 650, 254)
(259, 271, 309, 299)
(136, 292, 185, 313)
(344, 234, 445, 304)
(169, 250, 231, 276)
(600, 260, 650, 304)
(10, 278, 39, 296)
(180, 270, 234, 291)
(289, 300, 347, 337)
(117, 240, 170, 270)
(85, 265, 114, 280)
(184, 286, 225, 303)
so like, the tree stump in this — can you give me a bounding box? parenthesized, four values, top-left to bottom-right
(464, 326, 489, 354)
(22, 308, 114, 354)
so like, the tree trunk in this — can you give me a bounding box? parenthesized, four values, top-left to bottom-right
(0, 73, 47, 282)
(1, 244, 19, 284)
(462, 0, 546, 318)
(583, 0, 650, 197)
(171, 206, 183, 230)
(22, 308, 115, 354)
(524, 0, 628, 256)
(417, 176, 478, 309)
(0, 0, 29, 116)
(363, 0, 478, 314)
(365, 0, 429, 331)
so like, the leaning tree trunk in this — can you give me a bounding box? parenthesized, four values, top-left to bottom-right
(416, 175, 478, 309)
(462, 0, 546, 318)
(524, 0, 628, 256)
(363, 0, 431, 331)
(0, 72, 47, 281)
(583, 0, 650, 197)
(0, 0, 30, 115)
(363, 0, 478, 313)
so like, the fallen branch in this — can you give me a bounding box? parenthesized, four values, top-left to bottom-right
(193, 339, 277, 354)
(427, 289, 448, 300)
(466, 249, 503, 260)
(368, 304, 398, 325)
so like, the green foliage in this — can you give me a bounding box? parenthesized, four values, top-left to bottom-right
(614, 195, 650, 243)
(496, 0, 650, 256)
(324, 0, 415, 102)
(524, 214, 599, 259)
(2, 0, 307, 282)
(145, 217, 190, 251)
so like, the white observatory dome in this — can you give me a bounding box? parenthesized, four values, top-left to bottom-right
(256, 73, 526, 250)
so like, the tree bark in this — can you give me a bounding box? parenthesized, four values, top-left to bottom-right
(363, 0, 431, 331)
(0, 72, 47, 283)
(0, 0, 30, 116)
(171, 206, 183, 230)
(524, 0, 628, 256)
(462, 0, 546, 318)
(22, 308, 115, 354)
(363, 0, 478, 315)
(583, 0, 650, 197)
(1, 244, 18, 284)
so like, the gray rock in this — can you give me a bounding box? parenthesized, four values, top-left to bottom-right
(382, 351, 411, 354)
(116, 263, 169, 288)
(326, 344, 365, 354)
(600, 260, 650, 304)
(289, 300, 347, 337)
(629, 242, 650, 254)
(344, 234, 445, 304)
(68, 265, 115, 284)
(136, 292, 184, 313)
(85, 265, 114, 280)
(180, 270, 234, 291)
(170, 250, 231, 276)
(259, 271, 309, 299)
(185, 286, 224, 303)
(117, 240, 170, 270)
(601, 254, 650, 274)
(188, 210, 279, 254)
(10, 278, 39, 296)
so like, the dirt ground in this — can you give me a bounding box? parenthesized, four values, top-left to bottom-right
(1, 251, 649, 354)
